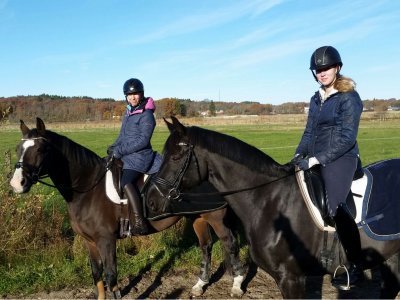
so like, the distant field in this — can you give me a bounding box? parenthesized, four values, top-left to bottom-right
(1, 112, 400, 165)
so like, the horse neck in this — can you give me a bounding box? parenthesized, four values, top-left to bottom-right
(199, 147, 289, 189)
(46, 132, 104, 195)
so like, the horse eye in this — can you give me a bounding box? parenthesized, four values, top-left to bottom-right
(172, 153, 183, 161)
(38, 148, 46, 154)
(171, 149, 186, 161)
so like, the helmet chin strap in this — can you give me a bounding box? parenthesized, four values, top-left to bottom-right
(311, 70, 318, 82)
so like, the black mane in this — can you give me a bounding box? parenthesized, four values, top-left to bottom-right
(45, 130, 103, 168)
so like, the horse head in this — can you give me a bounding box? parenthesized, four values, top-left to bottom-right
(10, 118, 50, 193)
(146, 117, 206, 214)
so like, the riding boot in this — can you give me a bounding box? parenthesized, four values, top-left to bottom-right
(123, 183, 148, 236)
(332, 203, 364, 287)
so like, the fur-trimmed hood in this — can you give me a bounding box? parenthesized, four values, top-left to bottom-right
(334, 75, 356, 93)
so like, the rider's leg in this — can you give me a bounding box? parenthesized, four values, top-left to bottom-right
(121, 169, 148, 235)
(322, 156, 364, 286)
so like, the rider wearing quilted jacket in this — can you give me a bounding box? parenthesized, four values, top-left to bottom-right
(108, 78, 157, 235)
(294, 46, 364, 288)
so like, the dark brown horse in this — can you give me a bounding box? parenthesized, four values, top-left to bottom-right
(145, 116, 400, 298)
(9, 118, 244, 299)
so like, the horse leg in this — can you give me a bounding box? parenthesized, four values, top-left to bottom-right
(379, 255, 400, 298)
(191, 217, 213, 297)
(205, 214, 244, 297)
(86, 241, 106, 300)
(275, 273, 306, 299)
(96, 237, 121, 299)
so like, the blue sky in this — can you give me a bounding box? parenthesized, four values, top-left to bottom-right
(1, 0, 399, 104)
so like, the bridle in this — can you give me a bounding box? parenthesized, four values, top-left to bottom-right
(149, 141, 297, 205)
(150, 142, 198, 203)
(15, 137, 49, 185)
(15, 137, 108, 193)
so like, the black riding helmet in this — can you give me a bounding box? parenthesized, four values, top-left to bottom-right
(310, 46, 343, 82)
(123, 78, 144, 95)
(310, 46, 342, 71)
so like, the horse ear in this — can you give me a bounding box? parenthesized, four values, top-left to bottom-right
(36, 117, 46, 135)
(171, 116, 186, 135)
(20, 120, 30, 136)
(163, 117, 174, 132)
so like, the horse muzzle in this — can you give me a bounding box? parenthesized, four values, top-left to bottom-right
(10, 164, 34, 193)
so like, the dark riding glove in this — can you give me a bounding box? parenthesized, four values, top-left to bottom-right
(107, 145, 115, 155)
(297, 157, 320, 171)
(290, 153, 304, 165)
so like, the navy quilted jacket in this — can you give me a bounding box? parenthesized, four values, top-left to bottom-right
(296, 90, 363, 166)
(111, 98, 158, 173)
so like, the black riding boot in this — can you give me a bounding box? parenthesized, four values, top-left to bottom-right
(123, 183, 148, 235)
(332, 203, 364, 287)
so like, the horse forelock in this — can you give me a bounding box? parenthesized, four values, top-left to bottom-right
(187, 126, 287, 174)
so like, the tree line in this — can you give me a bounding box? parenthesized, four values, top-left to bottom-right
(0, 94, 399, 123)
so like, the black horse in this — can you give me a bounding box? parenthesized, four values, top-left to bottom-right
(145, 116, 400, 298)
(9, 118, 244, 299)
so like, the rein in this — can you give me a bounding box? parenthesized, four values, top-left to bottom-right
(35, 170, 108, 194)
(150, 141, 298, 202)
(181, 172, 296, 198)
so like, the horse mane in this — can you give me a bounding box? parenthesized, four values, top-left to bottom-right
(187, 126, 292, 174)
(44, 130, 103, 167)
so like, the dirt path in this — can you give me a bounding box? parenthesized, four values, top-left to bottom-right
(6, 264, 398, 299)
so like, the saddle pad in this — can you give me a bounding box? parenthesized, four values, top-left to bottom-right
(361, 158, 400, 240)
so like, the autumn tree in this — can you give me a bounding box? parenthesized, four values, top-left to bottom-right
(155, 98, 181, 118)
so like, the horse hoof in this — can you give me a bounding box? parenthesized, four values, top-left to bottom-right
(191, 278, 207, 297)
(191, 286, 204, 297)
(230, 287, 244, 298)
(111, 289, 122, 299)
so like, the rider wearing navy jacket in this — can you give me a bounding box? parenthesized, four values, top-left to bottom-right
(294, 46, 364, 287)
(108, 78, 157, 235)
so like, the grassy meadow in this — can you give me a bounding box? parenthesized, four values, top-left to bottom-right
(0, 113, 399, 296)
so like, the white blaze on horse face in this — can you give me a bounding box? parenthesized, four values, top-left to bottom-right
(10, 139, 35, 193)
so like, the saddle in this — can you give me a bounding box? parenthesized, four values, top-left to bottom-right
(302, 158, 364, 227)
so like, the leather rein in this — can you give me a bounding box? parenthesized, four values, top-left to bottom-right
(16, 137, 108, 194)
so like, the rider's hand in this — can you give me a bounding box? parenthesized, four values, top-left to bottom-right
(290, 153, 304, 165)
(297, 157, 320, 171)
(107, 145, 115, 155)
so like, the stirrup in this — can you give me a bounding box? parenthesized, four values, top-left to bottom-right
(332, 264, 350, 290)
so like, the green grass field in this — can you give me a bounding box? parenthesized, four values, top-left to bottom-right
(0, 118, 399, 296)
(2, 119, 399, 165)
